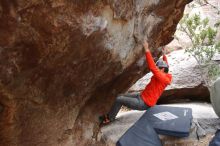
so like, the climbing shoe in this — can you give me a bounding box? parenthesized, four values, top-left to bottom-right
(99, 114, 111, 125)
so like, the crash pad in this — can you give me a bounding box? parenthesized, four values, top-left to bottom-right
(145, 105, 193, 137)
(209, 130, 220, 146)
(116, 114, 162, 146)
(117, 105, 192, 146)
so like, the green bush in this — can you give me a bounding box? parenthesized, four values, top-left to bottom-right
(177, 12, 220, 86)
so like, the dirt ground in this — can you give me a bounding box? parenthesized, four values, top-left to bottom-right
(161, 134, 214, 146)
(92, 135, 214, 146)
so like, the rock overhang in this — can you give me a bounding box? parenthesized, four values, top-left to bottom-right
(0, 0, 192, 145)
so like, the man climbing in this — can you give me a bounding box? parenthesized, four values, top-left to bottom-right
(99, 40, 172, 125)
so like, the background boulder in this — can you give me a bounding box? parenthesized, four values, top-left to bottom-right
(210, 78, 220, 118)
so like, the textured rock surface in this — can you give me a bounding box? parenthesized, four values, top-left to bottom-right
(0, 0, 191, 146)
(210, 78, 220, 118)
(129, 49, 210, 103)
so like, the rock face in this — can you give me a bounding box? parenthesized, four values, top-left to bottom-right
(129, 49, 210, 103)
(210, 78, 220, 118)
(0, 0, 191, 146)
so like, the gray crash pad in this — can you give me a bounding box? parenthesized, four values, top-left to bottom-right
(100, 103, 218, 146)
(116, 114, 162, 146)
(145, 105, 193, 137)
(209, 130, 220, 146)
(117, 106, 192, 146)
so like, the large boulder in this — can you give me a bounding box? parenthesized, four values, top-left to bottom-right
(210, 78, 220, 118)
(0, 0, 191, 146)
(129, 49, 210, 103)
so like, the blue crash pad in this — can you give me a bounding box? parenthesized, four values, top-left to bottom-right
(209, 130, 220, 146)
(117, 105, 192, 146)
(116, 114, 162, 146)
(143, 105, 193, 137)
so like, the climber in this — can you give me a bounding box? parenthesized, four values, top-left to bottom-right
(99, 40, 172, 125)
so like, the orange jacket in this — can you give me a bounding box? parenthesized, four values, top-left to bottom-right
(141, 52, 172, 107)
